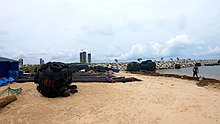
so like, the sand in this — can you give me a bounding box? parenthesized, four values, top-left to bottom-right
(0, 72, 220, 124)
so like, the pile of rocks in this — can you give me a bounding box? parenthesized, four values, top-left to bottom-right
(91, 59, 219, 71)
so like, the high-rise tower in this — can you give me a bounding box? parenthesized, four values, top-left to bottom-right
(80, 51, 87, 63)
(40, 58, 45, 65)
(88, 53, 91, 63)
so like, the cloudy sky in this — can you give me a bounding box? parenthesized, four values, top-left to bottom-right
(0, 0, 220, 64)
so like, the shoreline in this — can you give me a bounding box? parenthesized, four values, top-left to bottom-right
(130, 71, 220, 91)
(156, 65, 220, 80)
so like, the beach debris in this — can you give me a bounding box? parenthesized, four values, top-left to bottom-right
(197, 76, 207, 86)
(72, 68, 141, 83)
(72, 76, 141, 83)
(0, 85, 22, 96)
(16, 77, 34, 83)
(0, 95, 17, 108)
(34, 62, 78, 98)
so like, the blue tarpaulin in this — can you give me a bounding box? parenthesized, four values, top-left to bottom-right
(0, 77, 15, 86)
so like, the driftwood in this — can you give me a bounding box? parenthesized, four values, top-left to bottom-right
(0, 95, 17, 108)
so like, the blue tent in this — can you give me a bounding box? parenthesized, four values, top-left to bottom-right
(0, 57, 19, 86)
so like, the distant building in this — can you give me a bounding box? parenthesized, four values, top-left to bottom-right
(88, 53, 91, 63)
(18, 58, 23, 67)
(40, 58, 44, 65)
(80, 51, 87, 63)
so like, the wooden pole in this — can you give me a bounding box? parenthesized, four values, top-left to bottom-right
(0, 95, 17, 108)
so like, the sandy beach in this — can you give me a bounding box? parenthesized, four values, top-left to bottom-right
(0, 72, 220, 124)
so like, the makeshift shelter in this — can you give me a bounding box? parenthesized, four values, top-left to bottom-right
(0, 57, 19, 86)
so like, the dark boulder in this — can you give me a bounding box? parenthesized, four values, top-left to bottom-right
(140, 60, 156, 71)
(195, 63, 201, 66)
(127, 60, 156, 72)
(175, 64, 181, 69)
(127, 62, 141, 71)
(140, 60, 152, 64)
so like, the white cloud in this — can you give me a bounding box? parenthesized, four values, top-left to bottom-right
(150, 34, 191, 56)
(166, 34, 190, 45)
(119, 43, 147, 60)
(100, 33, 219, 61)
(14, 51, 26, 58)
(195, 46, 220, 56)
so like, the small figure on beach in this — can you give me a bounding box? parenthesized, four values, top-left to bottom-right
(105, 68, 115, 83)
(192, 65, 199, 77)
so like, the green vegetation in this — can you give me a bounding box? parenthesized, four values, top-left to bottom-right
(20, 62, 95, 74)
(137, 58, 142, 62)
(114, 59, 118, 63)
(20, 64, 42, 73)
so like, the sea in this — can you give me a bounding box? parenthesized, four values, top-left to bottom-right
(156, 65, 220, 80)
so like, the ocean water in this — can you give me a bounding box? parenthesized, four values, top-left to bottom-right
(156, 65, 220, 80)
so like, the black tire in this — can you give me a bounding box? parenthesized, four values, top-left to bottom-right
(34, 62, 76, 98)
(50, 62, 63, 72)
(41, 62, 51, 70)
(61, 69, 68, 83)
(69, 85, 77, 89)
(70, 89, 78, 94)
(57, 86, 67, 97)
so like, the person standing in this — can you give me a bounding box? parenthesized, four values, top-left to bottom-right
(193, 65, 199, 77)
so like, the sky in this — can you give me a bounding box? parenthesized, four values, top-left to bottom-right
(0, 0, 220, 64)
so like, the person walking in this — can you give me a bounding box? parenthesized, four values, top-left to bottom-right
(193, 65, 199, 77)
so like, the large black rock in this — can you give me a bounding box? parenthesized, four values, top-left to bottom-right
(34, 62, 77, 98)
(127, 60, 156, 72)
(127, 62, 141, 71)
(175, 64, 181, 69)
(195, 63, 201, 66)
(140, 60, 156, 71)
